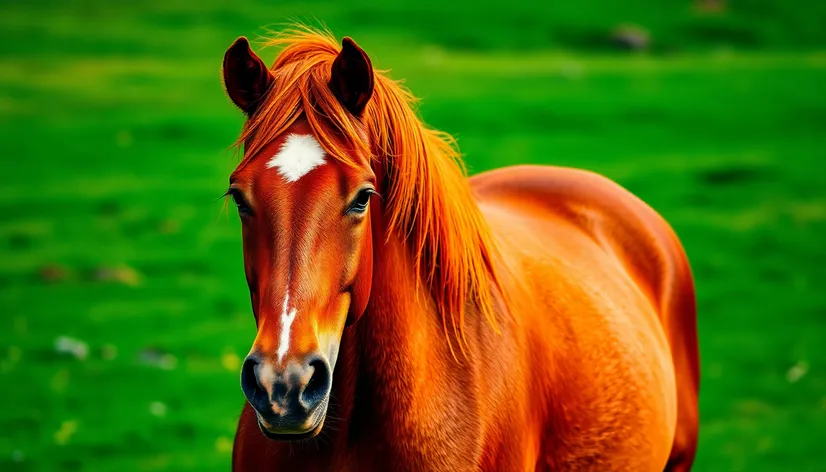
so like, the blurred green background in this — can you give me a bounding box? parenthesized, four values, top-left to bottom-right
(1, 0, 825, 470)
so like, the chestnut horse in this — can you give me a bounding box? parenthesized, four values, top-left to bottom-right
(222, 28, 699, 471)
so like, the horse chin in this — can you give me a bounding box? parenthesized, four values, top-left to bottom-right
(256, 412, 326, 442)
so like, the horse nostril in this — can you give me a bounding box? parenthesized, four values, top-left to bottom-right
(300, 355, 330, 411)
(240, 356, 262, 407)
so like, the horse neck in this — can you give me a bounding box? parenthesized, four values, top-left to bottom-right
(328, 217, 478, 446)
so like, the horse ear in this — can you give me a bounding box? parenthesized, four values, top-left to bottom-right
(329, 37, 374, 116)
(223, 37, 274, 116)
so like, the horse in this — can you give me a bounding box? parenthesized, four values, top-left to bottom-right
(221, 27, 699, 471)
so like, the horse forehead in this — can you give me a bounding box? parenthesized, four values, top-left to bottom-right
(266, 133, 327, 183)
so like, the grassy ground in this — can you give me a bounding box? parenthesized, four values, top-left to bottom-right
(1, 1, 825, 470)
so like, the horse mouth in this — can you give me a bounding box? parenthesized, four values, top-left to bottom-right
(256, 413, 325, 441)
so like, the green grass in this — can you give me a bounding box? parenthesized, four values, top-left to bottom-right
(1, 1, 825, 470)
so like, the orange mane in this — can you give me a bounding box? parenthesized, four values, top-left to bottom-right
(233, 27, 505, 355)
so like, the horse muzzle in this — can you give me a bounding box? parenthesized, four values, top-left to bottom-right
(240, 350, 331, 440)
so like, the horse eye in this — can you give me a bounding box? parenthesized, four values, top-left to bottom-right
(347, 189, 374, 215)
(228, 189, 251, 215)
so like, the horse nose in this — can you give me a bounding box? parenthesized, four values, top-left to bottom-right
(240, 351, 331, 423)
(299, 353, 331, 411)
(240, 354, 267, 413)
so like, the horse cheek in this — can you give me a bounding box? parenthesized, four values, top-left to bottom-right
(346, 219, 373, 326)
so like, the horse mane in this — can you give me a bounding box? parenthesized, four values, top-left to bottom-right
(234, 26, 506, 356)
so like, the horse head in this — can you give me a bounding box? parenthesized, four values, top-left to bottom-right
(222, 35, 376, 440)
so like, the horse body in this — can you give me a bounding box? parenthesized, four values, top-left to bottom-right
(472, 165, 698, 470)
(223, 29, 698, 472)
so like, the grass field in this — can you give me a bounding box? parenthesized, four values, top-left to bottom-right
(1, 1, 825, 470)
